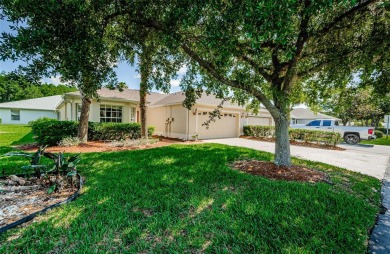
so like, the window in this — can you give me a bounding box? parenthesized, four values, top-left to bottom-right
(130, 107, 136, 122)
(306, 120, 321, 126)
(76, 104, 82, 121)
(11, 109, 20, 121)
(100, 105, 122, 123)
(323, 120, 332, 126)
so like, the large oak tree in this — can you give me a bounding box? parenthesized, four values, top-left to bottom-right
(102, 0, 389, 166)
(0, 0, 118, 142)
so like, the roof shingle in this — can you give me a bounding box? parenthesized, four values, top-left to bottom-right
(0, 95, 63, 111)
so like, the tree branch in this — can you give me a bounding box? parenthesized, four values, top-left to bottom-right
(313, 0, 376, 36)
(181, 43, 279, 116)
(282, 0, 311, 91)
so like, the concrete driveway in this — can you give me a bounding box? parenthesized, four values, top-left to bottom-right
(203, 138, 390, 179)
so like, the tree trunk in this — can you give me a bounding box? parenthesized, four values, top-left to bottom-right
(273, 113, 291, 167)
(139, 81, 147, 139)
(139, 44, 153, 139)
(77, 96, 91, 143)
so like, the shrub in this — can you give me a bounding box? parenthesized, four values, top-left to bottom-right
(30, 118, 155, 145)
(29, 118, 78, 146)
(243, 125, 275, 138)
(243, 125, 341, 146)
(376, 128, 389, 134)
(375, 130, 384, 139)
(148, 126, 155, 136)
(58, 136, 81, 147)
(0, 118, 2, 124)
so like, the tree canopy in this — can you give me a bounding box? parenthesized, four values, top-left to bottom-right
(0, 72, 77, 103)
(1, 0, 388, 166)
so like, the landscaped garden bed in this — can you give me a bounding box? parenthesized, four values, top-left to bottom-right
(0, 145, 83, 233)
(0, 173, 82, 231)
(231, 159, 331, 183)
(17, 137, 198, 153)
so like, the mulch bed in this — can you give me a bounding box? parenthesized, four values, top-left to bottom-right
(0, 175, 79, 228)
(17, 138, 201, 153)
(232, 159, 330, 183)
(241, 136, 345, 151)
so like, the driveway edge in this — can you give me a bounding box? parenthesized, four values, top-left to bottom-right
(369, 156, 390, 254)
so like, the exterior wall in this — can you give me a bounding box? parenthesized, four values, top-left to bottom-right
(148, 105, 188, 139)
(60, 97, 137, 123)
(0, 108, 57, 124)
(188, 105, 244, 139)
(241, 108, 274, 133)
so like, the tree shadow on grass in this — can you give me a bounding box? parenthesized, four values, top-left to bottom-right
(0, 144, 380, 253)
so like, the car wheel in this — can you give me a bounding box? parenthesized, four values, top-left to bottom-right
(344, 134, 360, 145)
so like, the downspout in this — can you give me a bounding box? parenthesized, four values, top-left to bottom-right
(187, 109, 189, 140)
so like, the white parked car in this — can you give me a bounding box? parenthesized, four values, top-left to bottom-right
(290, 119, 375, 145)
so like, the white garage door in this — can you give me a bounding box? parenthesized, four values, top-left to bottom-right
(247, 116, 271, 126)
(197, 111, 238, 139)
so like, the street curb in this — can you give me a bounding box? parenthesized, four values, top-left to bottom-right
(369, 156, 390, 254)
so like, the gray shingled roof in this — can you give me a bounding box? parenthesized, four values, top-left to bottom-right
(291, 108, 337, 120)
(65, 88, 167, 104)
(151, 91, 242, 109)
(0, 95, 63, 111)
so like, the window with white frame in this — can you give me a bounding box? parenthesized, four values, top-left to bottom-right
(100, 105, 122, 123)
(130, 107, 136, 122)
(76, 103, 82, 121)
(11, 109, 20, 121)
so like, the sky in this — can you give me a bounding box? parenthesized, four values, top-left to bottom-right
(0, 19, 184, 93)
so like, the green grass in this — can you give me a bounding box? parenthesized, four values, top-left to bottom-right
(362, 136, 390, 146)
(0, 124, 34, 147)
(0, 141, 381, 253)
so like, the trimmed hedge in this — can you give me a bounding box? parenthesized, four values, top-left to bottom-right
(29, 118, 155, 145)
(243, 125, 341, 146)
(375, 130, 384, 139)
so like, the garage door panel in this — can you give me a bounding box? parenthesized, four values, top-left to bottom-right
(197, 112, 238, 139)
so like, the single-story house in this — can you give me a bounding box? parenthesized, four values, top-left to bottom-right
(0, 95, 63, 124)
(58, 88, 274, 140)
(290, 108, 339, 125)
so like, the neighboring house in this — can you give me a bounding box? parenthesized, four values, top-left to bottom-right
(290, 108, 339, 125)
(0, 95, 62, 124)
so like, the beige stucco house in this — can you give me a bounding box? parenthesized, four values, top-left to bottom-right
(57, 88, 274, 140)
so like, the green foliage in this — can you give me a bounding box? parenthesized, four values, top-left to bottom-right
(243, 125, 341, 146)
(2, 146, 48, 178)
(29, 118, 155, 145)
(289, 128, 341, 146)
(58, 137, 81, 147)
(362, 137, 390, 146)
(375, 130, 384, 139)
(29, 118, 79, 146)
(0, 72, 76, 103)
(376, 128, 389, 134)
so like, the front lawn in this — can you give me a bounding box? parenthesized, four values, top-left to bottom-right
(0, 143, 381, 253)
(362, 136, 390, 146)
(0, 124, 34, 147)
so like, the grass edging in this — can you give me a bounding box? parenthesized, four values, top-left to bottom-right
(0, 174, 83, 234)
